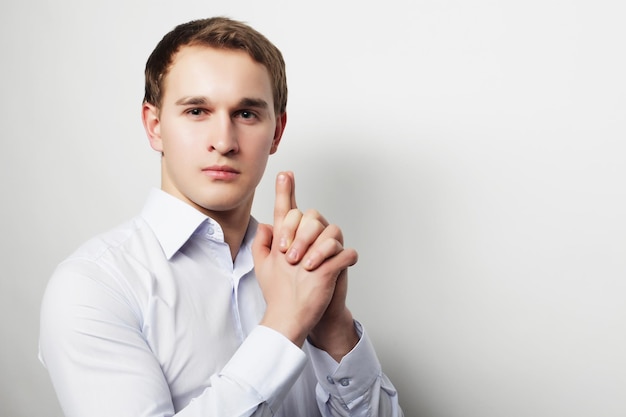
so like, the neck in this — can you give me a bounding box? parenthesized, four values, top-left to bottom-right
(213, 212, 251, 261)
(203, 199, 254, 261)
(159, 179, 254, 260)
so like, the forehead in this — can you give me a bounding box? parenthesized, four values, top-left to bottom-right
(162, 45, 274, 104)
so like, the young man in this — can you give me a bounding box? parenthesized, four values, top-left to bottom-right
(39, 17, 403, 417)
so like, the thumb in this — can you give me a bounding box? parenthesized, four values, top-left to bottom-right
(252, 223, 273, 263)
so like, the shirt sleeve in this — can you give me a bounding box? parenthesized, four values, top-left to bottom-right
(306, 322, 404, 417)
(39, 259, 307, 417)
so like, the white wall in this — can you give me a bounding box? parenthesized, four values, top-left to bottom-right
(1, 1, 625, 416)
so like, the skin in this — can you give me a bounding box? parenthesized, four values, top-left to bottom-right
(254, 172, 360, 359)
(142, 45, 358, 361)
(143, 45, 283, 258)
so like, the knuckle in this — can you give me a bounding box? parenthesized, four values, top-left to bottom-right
(303, 208, 321, 218)
(287, 208, 302, 218)
(326, 224, 343, 239)
(283, 209, 302, 230)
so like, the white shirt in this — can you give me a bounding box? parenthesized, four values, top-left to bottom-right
(39, 188, 402, 417)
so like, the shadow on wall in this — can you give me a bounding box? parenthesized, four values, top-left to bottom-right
(258, 128, 456, 417)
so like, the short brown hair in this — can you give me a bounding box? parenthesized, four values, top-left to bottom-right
(143, 17, 287, 114)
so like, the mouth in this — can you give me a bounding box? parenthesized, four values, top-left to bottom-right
(201, 165, 240, 180)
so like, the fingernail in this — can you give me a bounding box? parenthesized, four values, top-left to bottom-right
(287, 248, 298, 261)
(278, 173, 286, 183)
(279, 237, 287, 249)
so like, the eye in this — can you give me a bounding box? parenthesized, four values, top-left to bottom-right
(237, 110, 257, 120)
(186, 108, 207, 117)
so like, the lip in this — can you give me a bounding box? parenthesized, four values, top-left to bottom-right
(201, 165, 241, 180)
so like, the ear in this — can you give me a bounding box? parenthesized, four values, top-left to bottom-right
(270, 112, 287, 155)
(142, 102, 163, 152)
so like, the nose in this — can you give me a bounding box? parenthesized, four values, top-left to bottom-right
(208, 113, 239, 154)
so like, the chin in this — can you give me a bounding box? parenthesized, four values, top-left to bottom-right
(196, 194, 251, 214)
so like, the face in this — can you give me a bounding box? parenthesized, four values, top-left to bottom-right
(142, 45, 286, 219)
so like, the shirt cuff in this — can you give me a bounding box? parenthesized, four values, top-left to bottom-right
(307, 321, 382, 404)
(220, 325, 307, 411)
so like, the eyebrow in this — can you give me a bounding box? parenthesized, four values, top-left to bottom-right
(237, 97, 269, 109)
(175, 96, 269, 109)
(175, 96, 209, 106)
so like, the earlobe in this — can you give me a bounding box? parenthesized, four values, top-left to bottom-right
(270, 112, 287, 154)
(142, 103, 163, 152)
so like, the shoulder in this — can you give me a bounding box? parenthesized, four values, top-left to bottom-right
(41, 217, 158, 330)
(65, 217, 147, 262)
(45, 216, 161, 307)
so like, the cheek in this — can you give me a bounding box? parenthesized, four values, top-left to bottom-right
(252, 125, 278, 152)
(250, 144, 273, 177)
(161, 123, 201, 154)
(249, 139, 275, 164)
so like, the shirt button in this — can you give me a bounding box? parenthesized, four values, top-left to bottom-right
(339, 378, 350, 387)
(326, 376, 335, 384)
(207, 225, 214, 235)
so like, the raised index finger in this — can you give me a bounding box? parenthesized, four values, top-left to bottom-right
(273, 171, 297, 231)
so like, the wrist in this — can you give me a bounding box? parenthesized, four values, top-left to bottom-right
(308, 309, 358, 362)
(260, 311, 309, 348)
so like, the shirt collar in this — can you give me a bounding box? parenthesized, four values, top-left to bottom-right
(140, 188, 259, 261)
(141, 188, 210, 260)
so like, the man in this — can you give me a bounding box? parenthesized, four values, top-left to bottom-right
(39, 16, 403, 416)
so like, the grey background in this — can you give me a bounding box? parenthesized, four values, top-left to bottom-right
(1, 1, 625, 416)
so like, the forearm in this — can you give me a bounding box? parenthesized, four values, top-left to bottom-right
(39, 266, 307, 417)
(177, 326, 308, 416)
(308, 308, 359, 363)
(42, 321, 307, 417)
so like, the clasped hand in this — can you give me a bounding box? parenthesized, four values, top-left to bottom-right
(252, 172, 359, 355)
